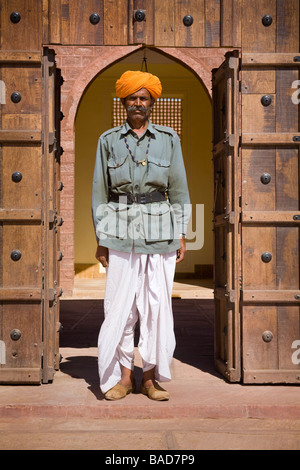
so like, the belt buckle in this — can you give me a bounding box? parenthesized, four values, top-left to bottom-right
(140, 194, 147, 204)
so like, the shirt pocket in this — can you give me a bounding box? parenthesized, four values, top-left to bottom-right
(146, 155, 170, 188)
(141, 202, 175, 241)
(96, 202, 128, 240)
(107, 154, 131, 189)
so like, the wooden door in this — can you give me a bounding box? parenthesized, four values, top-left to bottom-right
(0, 45, 61, 384)
(240, 52, 300, 384)
(212, 51, 241, 383)
(42, 49, 63, 383)
(213, 49, 300, 384)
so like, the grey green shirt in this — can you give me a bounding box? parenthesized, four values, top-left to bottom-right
(92, 120, 190, 254)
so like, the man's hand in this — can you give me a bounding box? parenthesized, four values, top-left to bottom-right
(96, 245, 109, 267)
(176, 237, 186, 263)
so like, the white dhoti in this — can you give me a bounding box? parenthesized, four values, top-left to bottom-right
(98, 249, 177, 393)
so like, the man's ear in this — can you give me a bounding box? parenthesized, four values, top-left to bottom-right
(121, 98, 126, 107)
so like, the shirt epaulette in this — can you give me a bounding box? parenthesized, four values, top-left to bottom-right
(151, 123, 178, 137)
(100, 126, 123, 139)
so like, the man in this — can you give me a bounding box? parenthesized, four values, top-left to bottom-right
(92, 70, 190, 401)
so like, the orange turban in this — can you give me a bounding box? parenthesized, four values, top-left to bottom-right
(115, 70, 162, 100)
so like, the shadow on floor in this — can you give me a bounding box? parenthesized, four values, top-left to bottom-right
(59, 298, 218, 398)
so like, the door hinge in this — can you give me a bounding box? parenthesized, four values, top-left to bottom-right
(223, 211, 235, 225)
(225, 289, 236, 303)
(49, 287, 63, 302)
(228, 134, 242, 148)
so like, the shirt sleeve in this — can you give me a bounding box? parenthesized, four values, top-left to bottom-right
(91, 136, 109, 241)
(167, 132, 191, 235)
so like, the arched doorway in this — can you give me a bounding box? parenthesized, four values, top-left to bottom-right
(73, 47, 213, 291)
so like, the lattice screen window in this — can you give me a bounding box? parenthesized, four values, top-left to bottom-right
(112, 97, 183, 140)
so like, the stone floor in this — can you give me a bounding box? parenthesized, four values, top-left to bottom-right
(0, 293, 300, 450)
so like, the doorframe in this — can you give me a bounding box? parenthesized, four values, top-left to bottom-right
(54, 45, 232, 295)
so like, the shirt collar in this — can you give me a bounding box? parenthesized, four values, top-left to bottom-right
(120, 120, 156, 138)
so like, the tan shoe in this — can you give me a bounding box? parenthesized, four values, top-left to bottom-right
(104, 379, 135, 401)
(140, 381, 170, 401)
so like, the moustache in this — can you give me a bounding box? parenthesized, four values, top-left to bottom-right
(126, 105, 150, 114)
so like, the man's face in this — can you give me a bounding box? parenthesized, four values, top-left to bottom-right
(123, 88, 153, 122)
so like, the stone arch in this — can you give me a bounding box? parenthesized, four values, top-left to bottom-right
(62, 45, 224, 133)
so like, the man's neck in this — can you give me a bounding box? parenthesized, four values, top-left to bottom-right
(127, 118, 149, 137)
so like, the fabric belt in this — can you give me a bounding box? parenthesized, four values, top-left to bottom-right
(109, 191, 166, 204)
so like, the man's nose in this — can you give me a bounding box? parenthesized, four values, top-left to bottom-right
(135, 97, 142, 106)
